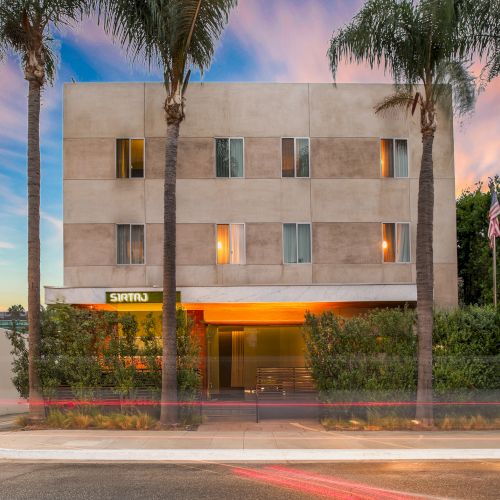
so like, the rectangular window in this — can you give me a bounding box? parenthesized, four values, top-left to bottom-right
(283, 223, 311, 263)
(117, 224, 145, 264)
(383, 223, 410, 263)
(217, 224, 245, 264)
(116, 139, 144, 178)
(215, 138, 244, 177)
(381, 138, 408, 177)
(282, 138, 310, 177)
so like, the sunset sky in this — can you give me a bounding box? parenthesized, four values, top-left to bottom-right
(0, 0, 498, 309)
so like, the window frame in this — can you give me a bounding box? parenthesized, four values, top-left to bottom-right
(214, 137, 245, 178)
(281, 137, 311, 178)
(116, 223, 146, 265)
(381, 222, 411, 264)
(115, 138, 145, 179)
(380, 137, 409, 179)
(215, 222, 246, 265)
(282, 222, 312, 264)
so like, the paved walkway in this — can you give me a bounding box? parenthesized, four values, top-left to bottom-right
(0, 420, 499, 461)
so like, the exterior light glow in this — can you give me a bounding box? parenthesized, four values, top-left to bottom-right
(217, 241, 223, 250)
(382, 240, 388, 250)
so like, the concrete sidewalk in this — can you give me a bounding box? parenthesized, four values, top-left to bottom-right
(1, 420, 499, 462)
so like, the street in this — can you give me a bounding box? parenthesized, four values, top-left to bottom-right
(0, 461, 498, 500)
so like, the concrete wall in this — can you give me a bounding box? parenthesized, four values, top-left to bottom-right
(63, 83, 457, 308)
(0, 329, 26, 416)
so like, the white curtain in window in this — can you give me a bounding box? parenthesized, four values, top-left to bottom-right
(230, 224, 245, 264)
(283, 224, 297, 263)
(131, 225, 144, 264)
(394, 139, 408, 177)
(296, 138, 309, 177)
(396, 223, 410, 262)
(230, 138, 244, 177)
(117, 224, 130, 264)
(297, 224, 311, 263)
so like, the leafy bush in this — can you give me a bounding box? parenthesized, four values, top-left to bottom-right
(304, 306, 499, 420)
(433, 306, 499, 391)
(44, 409, 158, 430)
(7, 304, 202, 416)
(304, 307, 417, 397)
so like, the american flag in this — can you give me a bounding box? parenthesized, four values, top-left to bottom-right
(488, 188, 500, 248)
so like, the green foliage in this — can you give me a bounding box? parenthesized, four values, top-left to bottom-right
(45, 409, 158, 430)
(433, 306, 500, 390)
(99, 0, 237, 95)
(304, 308, 417, 398)
(39, 304, 111, 400)
(176, 309, 201, 400)
(5, 316, 29, 399)
(0, 0, 90, 83)
(328, 0, 499, 115)
(304, 306, 500, 398)
(7, 304, 202, 408)
(456, 179, 500, 305)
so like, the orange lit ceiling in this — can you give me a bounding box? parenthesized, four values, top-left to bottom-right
(87, 301, 409, 325)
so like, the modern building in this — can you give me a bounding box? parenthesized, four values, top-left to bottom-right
(45, 82, 457, 396)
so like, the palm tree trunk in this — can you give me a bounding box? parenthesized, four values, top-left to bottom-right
(415, 130, 435, 426)
(160, 120, 180, 425)
(27, 79, 44, 421)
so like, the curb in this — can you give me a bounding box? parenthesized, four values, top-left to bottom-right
(1, 448, 499, 462)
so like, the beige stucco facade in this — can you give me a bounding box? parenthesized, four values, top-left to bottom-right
(51, 82, 457, 309)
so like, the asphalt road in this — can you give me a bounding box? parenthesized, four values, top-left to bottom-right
(0, 461, 498, 499)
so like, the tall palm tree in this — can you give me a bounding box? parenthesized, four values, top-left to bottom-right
(100, 0, 237, 425)
(328, 0, 498, 426)
(0, 0, 88, 421)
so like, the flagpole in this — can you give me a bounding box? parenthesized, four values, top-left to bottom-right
(494, 236, 497, 310)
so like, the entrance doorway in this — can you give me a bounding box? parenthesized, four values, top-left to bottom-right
(218, 330, 245, 398)
(207, 325, 306, 397)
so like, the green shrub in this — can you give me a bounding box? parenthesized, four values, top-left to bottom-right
(304, 307, 417, 397)
(7, 304, 202, 420)
(304, 306, 499, 420)
(433, 306, 499, 391)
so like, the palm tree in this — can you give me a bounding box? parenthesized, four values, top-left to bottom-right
(328, 0, 498, 426)
(99, 0, 237, 425)
(0, 0, 88, 421)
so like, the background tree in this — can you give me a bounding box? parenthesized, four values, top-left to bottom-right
(457, 178, 500, 305)
(99, 0, 237, 425)
(0, 0, 89, 421)
(328, 0, 498, 425)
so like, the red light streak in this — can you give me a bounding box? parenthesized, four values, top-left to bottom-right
(232, 466, 424, 499)
(2, 399, 498, 408)
(268, 466, 424, 500)
(232, 467, 360, 499)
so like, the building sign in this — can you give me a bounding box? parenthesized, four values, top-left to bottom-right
(106, 291, 181, 304)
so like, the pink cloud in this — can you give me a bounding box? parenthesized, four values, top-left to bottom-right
(227, 1, 498, 193)
(227, 0, 389, 83)
(454, 78, 500, 194)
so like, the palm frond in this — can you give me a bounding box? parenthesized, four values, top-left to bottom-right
(98, 0, 237, 94)
(433, 59, 477, 117)
(0, 0, 87, 85)
(374, 90, 417, 116)
(328, 0, 423, 85)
